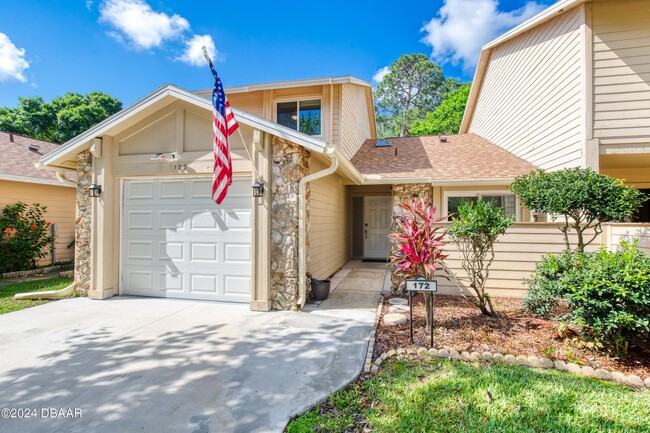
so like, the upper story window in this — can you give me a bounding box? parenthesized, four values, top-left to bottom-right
(445, 192, 518, 221)
(277, 99, 321, 136)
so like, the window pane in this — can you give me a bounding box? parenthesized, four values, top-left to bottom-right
(483, 195, 517, 219)
(447, 196, 478, 220)
(299, 99, 321, 135)
(277, 102, 297, 130)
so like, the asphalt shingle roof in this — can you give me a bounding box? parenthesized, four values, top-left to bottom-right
(0, 131, 72, 182)
(350, 134, 536, 180)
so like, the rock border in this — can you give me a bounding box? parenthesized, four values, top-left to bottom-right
(1, 264, 74, 280)
(371, 346, 649, 391)
(364, 295, 385, 373)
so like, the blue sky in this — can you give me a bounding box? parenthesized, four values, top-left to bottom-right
(0, 0, 554, 108)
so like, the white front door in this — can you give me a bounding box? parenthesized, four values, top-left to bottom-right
(363, 196, 392, 259)
(121, 176, 252, 303)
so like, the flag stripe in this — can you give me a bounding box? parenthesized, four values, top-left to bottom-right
(211, 70, 239, 205)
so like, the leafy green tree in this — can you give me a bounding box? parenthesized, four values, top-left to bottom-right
(510, 168, 645, 251)
(448, 200, 513, 316)
(374, 54, 460, 138)
(410, 83, 471, 136)
(0, 91, 122, 143)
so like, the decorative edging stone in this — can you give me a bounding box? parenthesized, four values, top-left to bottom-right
(363, 295, 385, 373)
(59, 270, 74, 278)
(1, 264, 74, 280)
(371, 346, 649, 391)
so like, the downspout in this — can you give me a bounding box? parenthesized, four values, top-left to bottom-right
(56, 170, 77, 187)
(297, 152, 339, 308)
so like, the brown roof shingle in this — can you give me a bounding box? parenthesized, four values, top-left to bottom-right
(350, 134, 536, 181)
(0, 131, 72, 183)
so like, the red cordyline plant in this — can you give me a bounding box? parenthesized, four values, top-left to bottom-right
(389, 198, 448, 329)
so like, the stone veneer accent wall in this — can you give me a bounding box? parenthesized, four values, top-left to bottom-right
(74, 151, 92, 295)
(270, 137, 310, 310)
(390, 183, 434, 292)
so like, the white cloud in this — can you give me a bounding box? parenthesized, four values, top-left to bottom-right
(176, 34, 217, 67)
(372, 66, 390, 84)
(422, 0, 546, 71)
(0, 33, 29, 82)
(99, 0, 189, 50)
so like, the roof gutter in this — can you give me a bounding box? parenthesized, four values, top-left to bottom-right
(56, 170, 77, 187)
(297, 148, 339, 309)
(431, 177, 515, 187)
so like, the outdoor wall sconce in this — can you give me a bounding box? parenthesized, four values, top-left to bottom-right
(252, 181, 264, 198)
(88, 184, 102, 198)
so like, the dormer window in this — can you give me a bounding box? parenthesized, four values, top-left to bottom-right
(276, 99, 321, 136)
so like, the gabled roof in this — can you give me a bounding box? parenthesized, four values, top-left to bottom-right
(350, 134, 536, 183)
(41, 84, 329, 169)
(195, 75, 371, 97)
(460, 0, 585, 132)
(0, 131, 75, 187)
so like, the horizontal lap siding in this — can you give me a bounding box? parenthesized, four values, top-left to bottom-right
(604, 223, 650, 255)
(307, 162, 349, 280)
(435, 223, 598, 297)
(592, 0, 650, 146)
(468, 6, 584, 171)
(0, 180, 76, 265)
(340, 84, 371, 160)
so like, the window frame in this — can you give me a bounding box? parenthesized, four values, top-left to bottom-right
(273, 96, 323, 137)
(443, 190, 520, 222)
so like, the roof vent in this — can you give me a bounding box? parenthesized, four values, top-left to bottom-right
(28, 143, 40, 152)
(375, 139, 392, 147)
(439, 136, 448, 143)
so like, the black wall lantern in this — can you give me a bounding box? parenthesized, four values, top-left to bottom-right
(88, 184, 102, 198)
(252, 181, 264, 198)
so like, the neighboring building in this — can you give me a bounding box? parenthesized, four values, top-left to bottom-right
(461, 0, 650, 220)
(0, 131, 76, 266)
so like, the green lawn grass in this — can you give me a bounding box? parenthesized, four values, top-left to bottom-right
(287, 358, 650, 433)
(0, 277, 74, 314)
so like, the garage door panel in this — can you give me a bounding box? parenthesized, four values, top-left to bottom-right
(121, 177, 252, 302)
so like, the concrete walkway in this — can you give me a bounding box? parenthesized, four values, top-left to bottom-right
(0, 263, 386, 433)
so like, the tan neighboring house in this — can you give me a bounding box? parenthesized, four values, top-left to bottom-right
(461, 0, 650, 220)
(0, 131, 76, 267)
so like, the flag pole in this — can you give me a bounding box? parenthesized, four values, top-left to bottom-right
(201, 46, 263, 183)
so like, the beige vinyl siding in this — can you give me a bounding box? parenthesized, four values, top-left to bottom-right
(0, 180, 76, 265)
(592, 0, 650, 146)
(603, 223, 650, 255)
(468, 6, 584, 171)
(339, 84, 371, 160)
(308, 161, 349, 280)
(438, 223, 598, 297)
(331, 85, 341, 147)
(228, 91, 265, 117)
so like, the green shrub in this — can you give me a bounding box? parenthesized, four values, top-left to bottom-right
(524, 250, 577, 318)
(564, 241, 650, 354)
(526, 242, 650, 354)
(448, 199, 513, 316)
(0, 202, 53, 273)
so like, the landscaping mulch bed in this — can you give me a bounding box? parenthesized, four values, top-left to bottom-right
(375, 293, 650, 378)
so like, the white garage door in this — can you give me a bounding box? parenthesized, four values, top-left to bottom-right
(121, 177, 252, 302)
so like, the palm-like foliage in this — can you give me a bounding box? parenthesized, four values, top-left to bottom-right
(389, 199, 448, 328)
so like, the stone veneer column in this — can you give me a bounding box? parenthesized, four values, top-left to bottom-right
(390, 183, 434, 292)
(270, 137, 310, 310)
(74, 151, 92, 295)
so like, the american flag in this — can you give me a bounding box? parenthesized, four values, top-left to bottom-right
(210, 67, 239, 204)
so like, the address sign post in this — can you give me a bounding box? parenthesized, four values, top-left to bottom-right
(405, 276, 438, 347)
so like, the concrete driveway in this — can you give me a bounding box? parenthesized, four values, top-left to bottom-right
(0, 290, 379, 433)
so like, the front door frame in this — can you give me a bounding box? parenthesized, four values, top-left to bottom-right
(363, 195, 392, 259)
